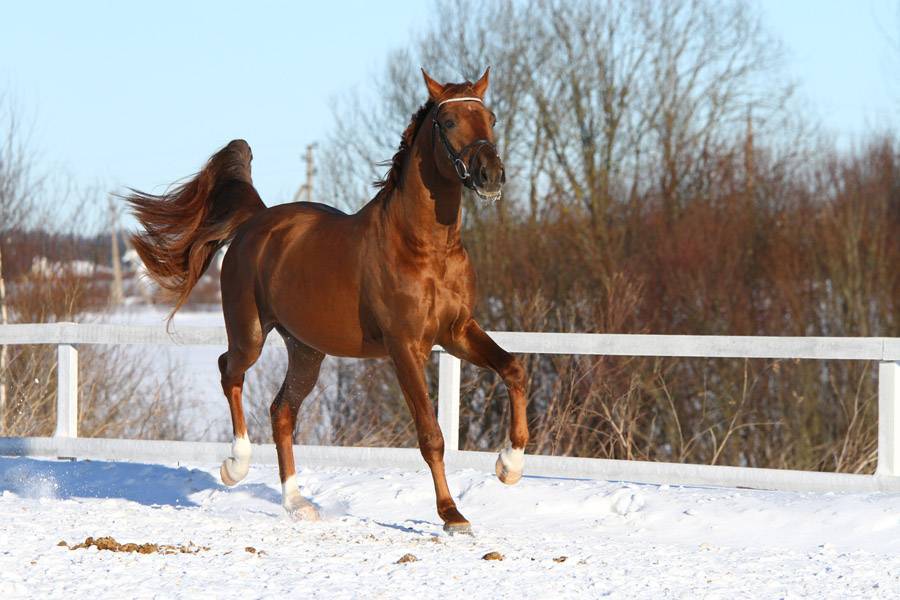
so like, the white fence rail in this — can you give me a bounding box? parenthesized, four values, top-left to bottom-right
(1, 322, 899, 492)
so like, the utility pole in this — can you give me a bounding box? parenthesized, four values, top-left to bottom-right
(109, 196, 124, 307)
(292, 144, 317, 203)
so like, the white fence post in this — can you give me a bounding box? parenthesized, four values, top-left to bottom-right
(437, 351, 461, 451)
(54, 344, 78, 438)
(877, 361, 900, 476)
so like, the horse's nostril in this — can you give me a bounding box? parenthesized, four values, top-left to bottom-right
(479, 165, 488, 183)
(500, 167, 506, 184)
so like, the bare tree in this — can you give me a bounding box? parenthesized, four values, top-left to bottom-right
(415, 1, 797, 247)
(0, 98, 40, 433)
(317, 49, 422, 212)
(321, 0, 797, 262)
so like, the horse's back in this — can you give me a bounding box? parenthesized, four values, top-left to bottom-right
(295, 201, 348, 217)
(227, 200, 360, 282)
(230, 201, 352, 248)
(223, 200, 381, 357)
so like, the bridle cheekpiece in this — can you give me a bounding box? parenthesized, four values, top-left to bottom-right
(432, 97, 501, 192)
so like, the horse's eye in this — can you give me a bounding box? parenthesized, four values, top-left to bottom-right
(444, 119, 455, 129)
(490, 113, 497, 128)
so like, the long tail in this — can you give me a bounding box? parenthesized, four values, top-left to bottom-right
(125, 139, 265, 320)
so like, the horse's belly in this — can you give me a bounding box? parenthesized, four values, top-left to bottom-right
(267, 267, 384, 358)
(280, 309, 386, 358)
(255, 212, 384, 357)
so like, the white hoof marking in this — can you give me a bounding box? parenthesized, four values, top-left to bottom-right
(282, 475, 319, 521)
(495, 447, 525, 485)
(220, 434, 251, 486)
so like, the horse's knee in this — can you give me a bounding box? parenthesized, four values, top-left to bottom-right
(418, 428, 445, 464)
(269, 394, 285, 419)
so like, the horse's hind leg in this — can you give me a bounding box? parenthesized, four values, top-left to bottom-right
(270, 332, 324, 520)
(218, 303, 266, 486)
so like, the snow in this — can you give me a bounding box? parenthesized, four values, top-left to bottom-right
(2, 456, 900, 598)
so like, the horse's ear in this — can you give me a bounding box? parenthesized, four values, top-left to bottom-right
(421, 68, 445, 101)
(472, 67, 490, 98)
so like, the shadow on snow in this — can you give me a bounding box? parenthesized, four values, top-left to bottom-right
(0, 456, 277, 508)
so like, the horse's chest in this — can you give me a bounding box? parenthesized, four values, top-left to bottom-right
(428, 277, 464, 314)
(373, 248, 473, 346)
(392, 273, 468, 328)
(424, 275, 471, 336)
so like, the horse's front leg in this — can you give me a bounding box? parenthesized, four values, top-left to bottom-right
(442, 319, 529, 485)
(387, 340, 471, 534)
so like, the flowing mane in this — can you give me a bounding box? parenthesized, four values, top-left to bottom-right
(373, 81, 479, 198)
(373, 100, 434, 196)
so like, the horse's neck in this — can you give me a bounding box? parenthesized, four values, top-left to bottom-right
(385, 146, 463, 249)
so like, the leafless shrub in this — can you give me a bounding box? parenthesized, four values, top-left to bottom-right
(3, 343, 191, 441)
(78, 347, 192, 441)
(242, 350, 415, 447)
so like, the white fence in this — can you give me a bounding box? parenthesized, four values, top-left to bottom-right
(1, 322, 899, 493)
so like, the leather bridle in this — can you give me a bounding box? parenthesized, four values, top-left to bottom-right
(432, 97, 502, 191)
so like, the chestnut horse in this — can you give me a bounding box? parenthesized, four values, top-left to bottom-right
(126, 68, 528, 533)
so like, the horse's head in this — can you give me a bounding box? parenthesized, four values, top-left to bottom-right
(422, 68, 505, 201)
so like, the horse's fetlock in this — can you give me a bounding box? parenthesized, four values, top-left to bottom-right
(511, 430, 529, 450)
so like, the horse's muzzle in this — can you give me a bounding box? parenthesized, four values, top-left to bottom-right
(471, 153, 505, 201)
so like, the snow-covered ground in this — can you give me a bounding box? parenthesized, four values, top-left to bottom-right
(1, 456, 899, 598)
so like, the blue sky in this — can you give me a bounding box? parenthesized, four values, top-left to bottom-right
(764, 0, 898, 139)
(0, 1, 897, 229)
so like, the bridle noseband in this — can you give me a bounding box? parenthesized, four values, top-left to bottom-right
(432, 97, 502, 191)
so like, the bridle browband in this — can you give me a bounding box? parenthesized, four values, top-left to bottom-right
(432, 97, 502, 192)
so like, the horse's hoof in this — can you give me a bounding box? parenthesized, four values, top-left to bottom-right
(284, 493, 320, 521)
(220, 461, 240, 487)
(286, 503, 320, 522)
(443, 521, 473, 536)
(220, 437, 251, 486)
(495, 448, 524, 485)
